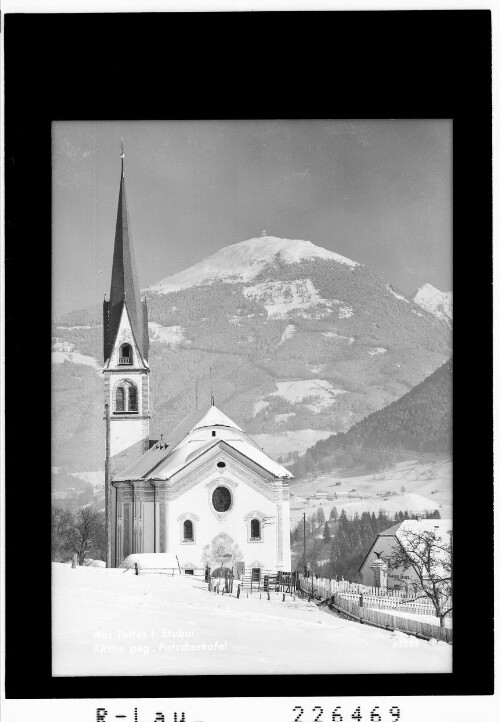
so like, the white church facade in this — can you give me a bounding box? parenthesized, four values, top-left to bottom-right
(102, 150, 292, 574)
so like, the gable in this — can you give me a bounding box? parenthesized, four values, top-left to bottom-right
(163, 444, 279, 503)
(104, 303, 148, 371)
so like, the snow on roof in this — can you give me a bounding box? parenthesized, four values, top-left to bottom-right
(396, 518, 452, 541)
(113, 404, 293, 482)
(191, 405, 243, 432)
(120, 553, 180, 570)
(358, 519, 452, 573)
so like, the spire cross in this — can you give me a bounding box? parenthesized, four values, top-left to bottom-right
(120, 139, 125, 177)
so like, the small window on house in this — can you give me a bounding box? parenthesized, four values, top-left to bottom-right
(250, 519, 261, 540)
(184, 569, 194, 575)
(119, 343, 133, 365)
(115, 386, 125, 412)
(217, 461, 225, 468)
(251, 568, 261, 582)
(183, 520, 194, 541)
(212, 430, 216, 437)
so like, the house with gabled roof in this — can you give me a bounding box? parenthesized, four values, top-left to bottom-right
(358, 518, 452, 591)
(102, 148, 292, 574)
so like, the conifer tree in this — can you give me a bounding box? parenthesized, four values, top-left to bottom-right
(323, 521, 331, 543)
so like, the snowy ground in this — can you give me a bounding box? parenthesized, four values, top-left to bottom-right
(254, 380, 346, 417)
(290, 457, 452, 526)
(52, 563, 451, 676)
(148, 322, 187, 346)
(52, 339, 100, 369)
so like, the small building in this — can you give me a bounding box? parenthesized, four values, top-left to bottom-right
(358, 518, 452, 591)
(314, 489, 328, 502)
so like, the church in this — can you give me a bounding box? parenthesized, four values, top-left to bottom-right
(102, 150, 292, 575)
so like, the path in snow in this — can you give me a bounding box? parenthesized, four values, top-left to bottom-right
(52, 564, 451, 676)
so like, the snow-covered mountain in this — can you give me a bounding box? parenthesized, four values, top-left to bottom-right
(53, 235, 452, 473)
(149, 235, 358, 295)
(413, 284, 452, 325)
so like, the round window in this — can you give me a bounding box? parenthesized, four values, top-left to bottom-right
(212, 486, 232, 512)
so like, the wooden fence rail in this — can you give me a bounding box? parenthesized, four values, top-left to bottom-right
(298, 575, 451, 611)
(333, 594, 452, 644)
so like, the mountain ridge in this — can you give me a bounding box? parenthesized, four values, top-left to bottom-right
(52, 235, 452, 474)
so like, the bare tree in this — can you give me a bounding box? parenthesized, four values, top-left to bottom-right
(64, 506, 106, 566)
(388, 527, 452, 627)
(51, 506, 73, 561)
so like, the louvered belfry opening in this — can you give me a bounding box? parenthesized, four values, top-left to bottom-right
(115, 386, 125, 412)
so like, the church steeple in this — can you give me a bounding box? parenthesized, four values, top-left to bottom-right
(103, 145, 149, 363)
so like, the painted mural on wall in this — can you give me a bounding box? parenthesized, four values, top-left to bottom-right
(201, 532, 244, 575)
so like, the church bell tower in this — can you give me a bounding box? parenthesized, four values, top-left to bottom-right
(103, 144, 150, 480)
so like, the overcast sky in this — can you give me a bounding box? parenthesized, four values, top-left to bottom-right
(52, 120, 452, 318)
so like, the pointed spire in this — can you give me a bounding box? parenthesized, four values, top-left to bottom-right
(120, 139, 125, 178)
(103, 146, 148, 362)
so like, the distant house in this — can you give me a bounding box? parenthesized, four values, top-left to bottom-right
(358, 518, 452, 591)
(314, 489, 328, 502)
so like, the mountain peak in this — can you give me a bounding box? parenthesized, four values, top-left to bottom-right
(148, 235, 359, 295)
(413, 284, 452, 325)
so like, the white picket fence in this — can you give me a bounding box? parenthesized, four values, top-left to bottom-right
(333, 594, 453, 644)
(299, 574, 451, 613)
(298, 575, 414, 600)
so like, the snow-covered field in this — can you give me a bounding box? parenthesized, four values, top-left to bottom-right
(277, 323, 297, 345)
(290, 458, 452, 525)
(148, 322, 187, 346)
(52, 339, 100, 369)
(70, 471, 104, 487)
(254, 380, 346, 417)
(52, 564, 451, 676)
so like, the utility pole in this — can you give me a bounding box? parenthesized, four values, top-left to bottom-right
(104, 403, 112, 568)
(303, 512, 307, 577)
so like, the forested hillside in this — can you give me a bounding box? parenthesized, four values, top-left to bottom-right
(289, 359, 452, 478)
(52, 237, 451, 475)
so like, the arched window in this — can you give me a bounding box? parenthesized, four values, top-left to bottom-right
(183, 520, 193, 541)
(128, 384, 138, 411)
(250, 519, 261, 540)
(119, 344, 133, 365)
(115, 386, 125, 412)
(114, 381, 139, 414)
(245, 511, 265, 542)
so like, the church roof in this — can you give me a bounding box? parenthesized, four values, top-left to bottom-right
(113, 404, 293, 482)
(103, 151, 148, 362)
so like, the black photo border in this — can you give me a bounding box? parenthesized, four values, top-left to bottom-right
(4, 9, 493, 700)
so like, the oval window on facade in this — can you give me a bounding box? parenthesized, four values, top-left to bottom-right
(212, 486, 231, 512)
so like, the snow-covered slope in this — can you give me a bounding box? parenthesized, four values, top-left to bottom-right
(413, 284, 452, 325)
(149, 236, 358, 295)
(52, 563, 451, 676)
